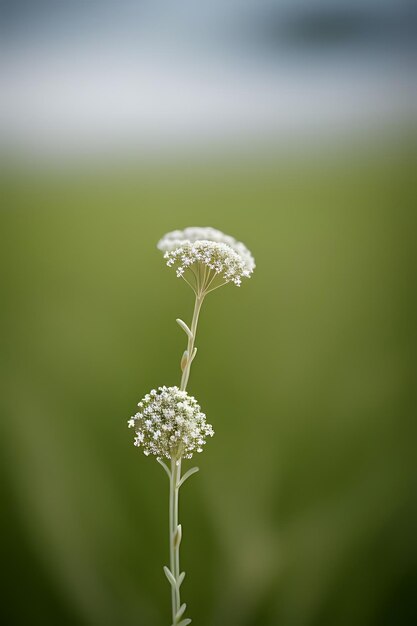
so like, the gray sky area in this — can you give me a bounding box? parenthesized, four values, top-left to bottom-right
(1, 1, 415, 159)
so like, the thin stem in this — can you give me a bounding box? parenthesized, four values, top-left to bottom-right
(166, 290, 205, 624)
(169, 457, 181, 622)
(203, 268, 218, 292)
(205, 279, 228, 294)
(180, 293, 204, 391)
(188, 264, 199, 282)
(181, 274, 197, 294)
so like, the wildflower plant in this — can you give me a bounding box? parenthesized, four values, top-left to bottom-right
(129, 226, 255, 625)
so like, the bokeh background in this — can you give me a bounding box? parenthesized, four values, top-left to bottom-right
(1, 2, 416, 626)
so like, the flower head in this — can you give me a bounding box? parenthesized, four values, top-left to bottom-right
(128, 386, 214, 460)
(157, 226, 255, 293)
(158, 227, 255, 272)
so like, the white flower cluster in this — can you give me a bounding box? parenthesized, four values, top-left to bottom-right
(128, 386, 214, 460)
(157, 226, 256, 274)
(164, 240, 252, 287)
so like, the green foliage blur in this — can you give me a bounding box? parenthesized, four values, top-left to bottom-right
(1, 147, 416, 626)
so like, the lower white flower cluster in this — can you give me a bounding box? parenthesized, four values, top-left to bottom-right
(128, 386, 214, 459)
(164, 240, 252, 287)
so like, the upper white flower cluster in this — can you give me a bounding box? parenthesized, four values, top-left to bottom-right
(165, 240, 251, 287)
(157, 226, 255, 288)
(128, 386, 214, 460)
(158, 226, 255, 273)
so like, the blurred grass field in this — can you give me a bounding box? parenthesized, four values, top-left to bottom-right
(0, 146, 416, 626)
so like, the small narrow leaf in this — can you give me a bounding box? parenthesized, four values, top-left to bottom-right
(177, 467, 199, 488)
(173, 524, 182, 548)
(177, 572, 186, 588)
(175, 603, 187, 621)
(190, 347, 197, 362)
(177, 619, 192, 626)
(180, 350, 189, 372)
(163, 566, 176, 587)
(157, 458, 171, 479)
(176, 318, 193, 340)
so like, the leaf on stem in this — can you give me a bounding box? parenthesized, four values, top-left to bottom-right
(163, 566, 176, 587)
(173, 524, 182, 548)
(190, 347, 197, 362)
(176, 318, 193, 341)
(177, 467, 199, 488)
(175, 603, 187, 621)
(157, 458, 171, 479)
(180, 350, 189, 372)
(177, 571, 186, 588)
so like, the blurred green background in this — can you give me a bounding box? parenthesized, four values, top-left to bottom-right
(1, 145, 416, 626)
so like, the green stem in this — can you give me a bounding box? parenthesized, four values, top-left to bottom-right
(169, 457, 181, 622)
(167, 292, 204, 625)
(180, 294, 204, 391)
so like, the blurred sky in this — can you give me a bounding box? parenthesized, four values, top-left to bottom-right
(1, 0, 415, 160)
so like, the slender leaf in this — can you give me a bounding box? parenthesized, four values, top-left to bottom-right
(157, 458, 171, 479)
(180, 350, 189, 372)
(176, 318, 193, 340)
(173, 524, 182, 548)
(177, 467, 199, 488)
(163, 566, 176, 587)
(175, 603, 187, 621)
